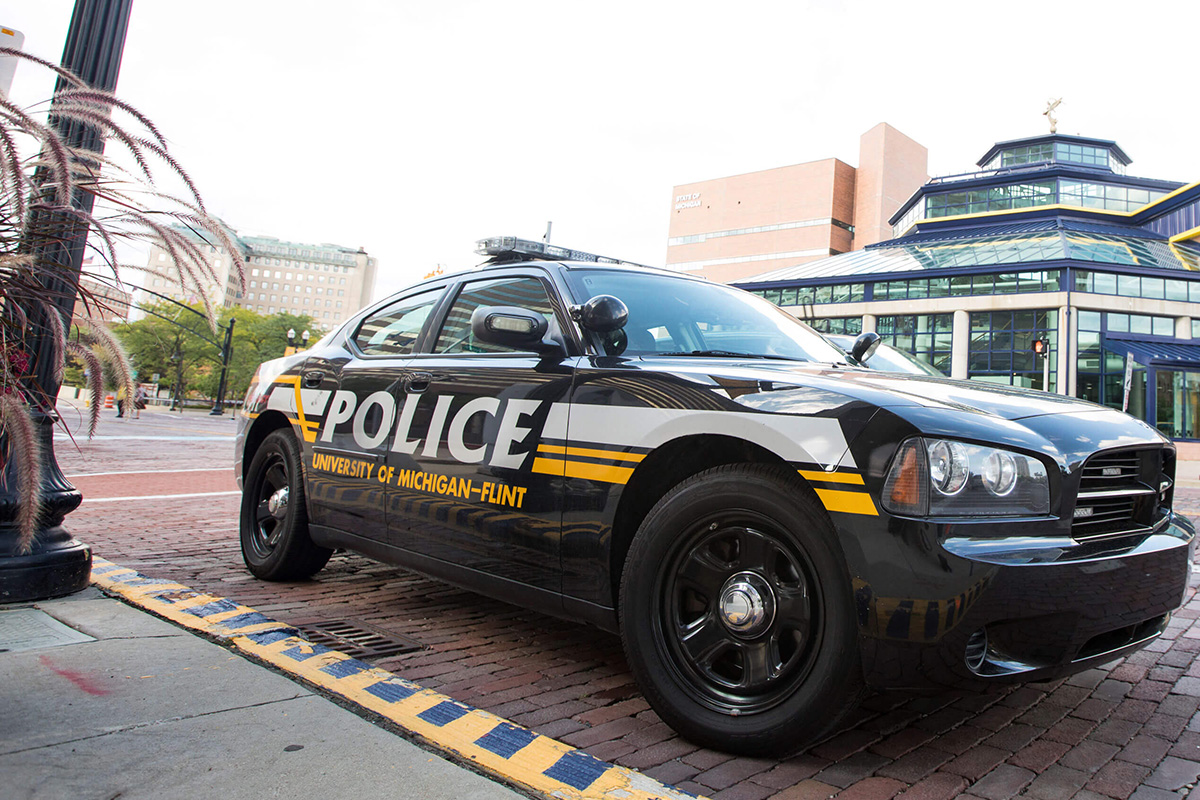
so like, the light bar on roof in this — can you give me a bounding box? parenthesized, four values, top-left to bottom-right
(475, 235, 653, 268)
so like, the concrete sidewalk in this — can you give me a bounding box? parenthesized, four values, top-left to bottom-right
(1178, 461, 1200, 487)
(0, 586, 523, 800)
(1175, 442, 1200, 487)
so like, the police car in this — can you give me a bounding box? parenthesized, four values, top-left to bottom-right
(236, 236, 1195, 757)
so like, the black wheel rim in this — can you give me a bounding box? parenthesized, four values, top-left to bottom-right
(247, 449, 289, 560)
(657, 513, 820, 715)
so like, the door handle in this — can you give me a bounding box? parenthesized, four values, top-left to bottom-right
(403, 372, 433, 394)
(303, 371, 324, 388)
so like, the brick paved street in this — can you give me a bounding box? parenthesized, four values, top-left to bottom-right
(54, 404, 1200, 800)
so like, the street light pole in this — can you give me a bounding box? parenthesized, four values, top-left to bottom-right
(0, 0, 134, 602)
(170, 341, 183, 413)
(209, 317, 235, 415)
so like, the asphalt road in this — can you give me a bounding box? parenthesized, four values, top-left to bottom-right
(52, 403, 1200, 800)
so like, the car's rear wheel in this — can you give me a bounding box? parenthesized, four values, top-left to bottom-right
(240, 429, 332, 581)
(619, 463, 862, 757)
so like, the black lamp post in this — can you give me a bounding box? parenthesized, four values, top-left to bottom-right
(285, 327, 309, 356)
(169, 342, 183, 412)
(0, 0, 133, 602)
(208, 317, 235, 416)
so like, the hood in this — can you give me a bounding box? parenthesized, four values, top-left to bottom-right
(637, 357, 1166, 469)
(825, 370, 1098, 421)
(637, 356, 1109, 422)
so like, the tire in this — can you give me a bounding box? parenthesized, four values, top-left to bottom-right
(240, 429, 332, 581)
(619, 463, 862, 757)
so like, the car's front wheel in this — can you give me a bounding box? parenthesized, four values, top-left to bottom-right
(240, 429, 332, 581)
(619, 464, 862, 757)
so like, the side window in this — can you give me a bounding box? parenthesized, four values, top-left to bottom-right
(435, 276, 556, 354)
(353, 288, 442, 356)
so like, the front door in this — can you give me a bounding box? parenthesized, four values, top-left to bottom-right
(386, 273, 575, 594)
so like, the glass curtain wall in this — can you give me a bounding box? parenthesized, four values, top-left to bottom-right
(969, 310, 1057, 391)
(1076, 310, 1175, 417)
(876, 314, 953, 374)
(808, 317, 863, 336)
(1152, 371, 1200, 439)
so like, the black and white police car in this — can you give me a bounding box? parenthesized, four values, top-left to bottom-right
(236, 235, 1195, 756)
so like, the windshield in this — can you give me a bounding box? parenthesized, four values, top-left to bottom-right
(563, 269, 847, 363)
(826, 334, 944, 376)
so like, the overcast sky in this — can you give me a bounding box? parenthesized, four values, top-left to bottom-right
(6, 1, 1199, 302)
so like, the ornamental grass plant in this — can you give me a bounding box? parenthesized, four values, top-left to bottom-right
(0, 47, 241, 553)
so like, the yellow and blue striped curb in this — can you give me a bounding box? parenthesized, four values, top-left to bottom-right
(89, 557, 706, 800)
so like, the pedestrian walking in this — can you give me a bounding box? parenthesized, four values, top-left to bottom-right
(133, 385, 146, 419)
(115, 386, 126, 418)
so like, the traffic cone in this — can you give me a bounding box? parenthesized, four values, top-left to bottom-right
(104, 394, 114, 409)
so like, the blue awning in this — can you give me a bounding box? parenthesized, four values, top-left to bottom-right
(1102, 337, 1200, 370)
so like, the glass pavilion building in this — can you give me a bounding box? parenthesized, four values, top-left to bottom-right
(734, 133, 1200, 440)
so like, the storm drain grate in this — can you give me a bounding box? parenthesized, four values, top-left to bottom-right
(291, 619, 424, 660)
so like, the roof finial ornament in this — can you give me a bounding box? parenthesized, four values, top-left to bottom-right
(1044, 98, 1062, 134)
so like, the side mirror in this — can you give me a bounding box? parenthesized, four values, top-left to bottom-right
(470, 306, 562, 356)
(572, 294, 628, 333)
(850, 331, 882, 364)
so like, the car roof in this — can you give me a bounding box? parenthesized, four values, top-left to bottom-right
(401, 259, 710, 298)
(481, 258, 692, 278)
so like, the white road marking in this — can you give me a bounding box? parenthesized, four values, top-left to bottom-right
(53, 435, 233, 441)
(68, 468, 231, 478)
(83, 491, 241, 503)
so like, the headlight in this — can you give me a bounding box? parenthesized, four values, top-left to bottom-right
(929, 440, 969, 495)
(981, 450, 1017, 496)
(882, 437, 1050, 517)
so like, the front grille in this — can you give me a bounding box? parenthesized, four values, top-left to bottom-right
(1071, 447, 1170, 542)
(1080, 451, 1142, 488)
(1075, 614, 1169, 662)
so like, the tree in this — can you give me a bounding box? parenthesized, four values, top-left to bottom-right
(113, 305, 316, 405)
(223, 311, 316, 400)
(114, 301, 209, 399)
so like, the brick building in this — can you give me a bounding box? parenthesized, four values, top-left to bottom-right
(665, 123, 929, 282)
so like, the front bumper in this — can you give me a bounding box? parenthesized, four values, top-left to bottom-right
(848, 512, 1195, 690)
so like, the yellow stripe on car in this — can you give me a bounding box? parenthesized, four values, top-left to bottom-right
(813, 487, 879, 516)
(272, 374, 319, 443)
(537, 444, 647, 463)
(532, 456, 635, 485)
(797, 469, 865, 485)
